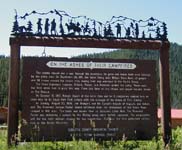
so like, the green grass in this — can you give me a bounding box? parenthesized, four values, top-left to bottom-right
(0, 127, 182, 150)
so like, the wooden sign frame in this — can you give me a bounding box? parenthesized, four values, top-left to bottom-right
(8, 36, 171, 146)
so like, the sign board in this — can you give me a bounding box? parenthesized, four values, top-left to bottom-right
(21, 57, 157, 141)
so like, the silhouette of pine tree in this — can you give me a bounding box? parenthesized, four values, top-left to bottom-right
(27, 21, 33, 33)
(125, 27, 131, 38)
(104, 27, 107, 37)
(107, 24, 113, 36)
(12, 19, 19, 33)
(161, 22, 168, 40)
(156, 26, 161, 39)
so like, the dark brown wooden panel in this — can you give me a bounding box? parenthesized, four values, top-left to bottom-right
(21, 57, 157, 141)
(10, 36, 162, 50)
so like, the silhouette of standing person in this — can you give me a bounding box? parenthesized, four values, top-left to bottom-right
(126, 27, 131, 38)
(135, 23, 139, 38)
(59, 16, 64, 35)
(142, 31, 145, 38)
(37, 18, 42, 34)
(45, 18, 50, 35)
(51, 19, 57, 35)
(115, 23, 121, 38)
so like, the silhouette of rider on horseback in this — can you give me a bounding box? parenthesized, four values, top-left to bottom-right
(65, 20, 81, 35)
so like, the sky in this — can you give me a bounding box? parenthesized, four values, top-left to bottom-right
(0, 0, 182, 57)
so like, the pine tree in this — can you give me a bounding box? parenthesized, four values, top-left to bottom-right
(12, 19, 19, 33)
(27, 21, 33, 33)
(162, 22, 168, 40)
(156, 26, 161, 39)
(107, 24, 113, 37)
(126, 27, 131, 38)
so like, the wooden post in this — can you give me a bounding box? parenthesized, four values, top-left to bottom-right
(159, 41, 171, 146)
(8, 44, 20, 146)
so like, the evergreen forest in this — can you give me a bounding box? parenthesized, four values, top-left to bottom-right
(0, 42, 182, 108)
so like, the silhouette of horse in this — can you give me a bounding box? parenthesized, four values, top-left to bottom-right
(65, 22, 81, 35)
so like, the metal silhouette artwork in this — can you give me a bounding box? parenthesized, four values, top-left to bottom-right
(11, 9, 168, 41)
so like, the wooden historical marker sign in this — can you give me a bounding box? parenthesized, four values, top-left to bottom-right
(21, 57, 157, 141)
(8, 10, 171, 146)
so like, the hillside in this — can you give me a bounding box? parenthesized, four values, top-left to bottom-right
(0, 56, 9, 106)
(169, 43, 182, 108)
(77, 42, 182, 108)
(0, 43, 182, 108)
